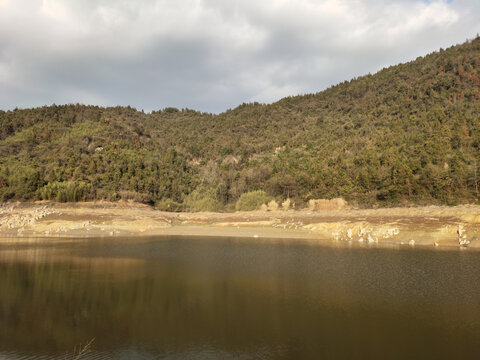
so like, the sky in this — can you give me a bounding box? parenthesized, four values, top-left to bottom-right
(0, 0, 479, 113)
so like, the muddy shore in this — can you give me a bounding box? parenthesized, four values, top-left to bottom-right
(0, 201, 479, 249)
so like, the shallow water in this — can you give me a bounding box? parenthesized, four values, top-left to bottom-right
(0, 236, 480, 359)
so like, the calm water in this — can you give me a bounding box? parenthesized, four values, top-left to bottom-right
(0, 236, 480, 359)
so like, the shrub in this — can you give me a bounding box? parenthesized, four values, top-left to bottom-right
(155, 198, 184, 212)
(282, 198, 291, 210)
(39, 181, 92, 202)
(183, 185, 222, 212)
(235, 190, 273, 211)
(4, 166, 44, 200)
(118, 190, 152, 204)
(267, 200, 279, 211)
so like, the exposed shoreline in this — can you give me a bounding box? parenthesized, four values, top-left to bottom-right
(0, 201, 479, 250)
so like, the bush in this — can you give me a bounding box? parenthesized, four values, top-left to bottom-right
(183, 185, 222, 212)
(39, 181, 91, 202)
(118, 190, 152, 204)
(4, 166, 44, 200)
(235, 190, 273, 211)
(155, 198, 184, 212)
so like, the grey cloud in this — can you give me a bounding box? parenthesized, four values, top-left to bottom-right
(0, 0, 479, 113)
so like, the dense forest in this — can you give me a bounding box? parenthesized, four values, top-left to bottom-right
(1, 37, 479, 210)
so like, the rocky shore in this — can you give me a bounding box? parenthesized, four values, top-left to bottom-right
(0, 201, 479, 249)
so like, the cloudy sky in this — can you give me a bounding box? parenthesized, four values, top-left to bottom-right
(0, 0, 479, 113)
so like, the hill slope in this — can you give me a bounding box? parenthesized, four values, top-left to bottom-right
(1, 37, 479, 208)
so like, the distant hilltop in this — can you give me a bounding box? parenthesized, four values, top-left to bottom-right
(0, 37, 479, 209)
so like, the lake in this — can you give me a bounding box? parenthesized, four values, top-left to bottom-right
(0, 236, 479, 359)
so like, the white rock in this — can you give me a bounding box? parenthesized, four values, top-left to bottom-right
(346, 229, 353, 239)
(359, 227, 367, 237)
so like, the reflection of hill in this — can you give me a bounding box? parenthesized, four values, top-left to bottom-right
(1, 238, 480, 358)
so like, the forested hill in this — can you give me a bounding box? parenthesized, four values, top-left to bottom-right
(1, 37, 479, 209)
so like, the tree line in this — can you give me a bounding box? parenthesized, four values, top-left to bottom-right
(1, 37, 479, 209)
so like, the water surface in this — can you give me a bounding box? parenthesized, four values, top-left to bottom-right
(0, 236, 479, 359)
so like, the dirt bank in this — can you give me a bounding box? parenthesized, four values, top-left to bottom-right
(0, 201, 479, 249)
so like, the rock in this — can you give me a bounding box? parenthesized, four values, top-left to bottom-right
(346, 228, 353, 239)
(383, 227, 400, 238)
(457, 225, 470, 246)
(359, 227, 366, 237)
(409, 239, 415, 246)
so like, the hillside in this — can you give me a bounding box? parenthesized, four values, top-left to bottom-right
(1, 37, 479, 209)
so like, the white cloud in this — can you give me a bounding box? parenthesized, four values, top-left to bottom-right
(381, 1, 458, 40)
(41, 0, 69, 21)
(0, 0, 478, 112)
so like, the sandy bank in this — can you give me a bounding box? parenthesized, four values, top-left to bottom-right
(0, 201, 479, 249)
